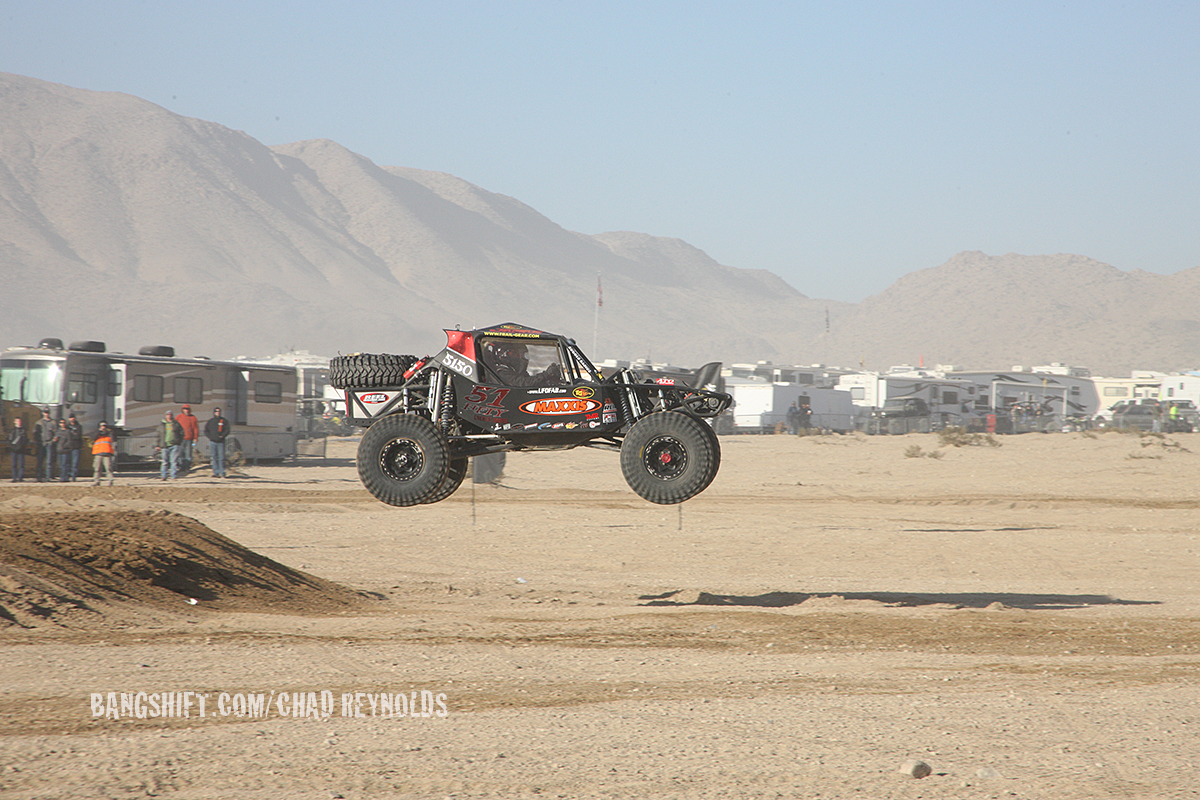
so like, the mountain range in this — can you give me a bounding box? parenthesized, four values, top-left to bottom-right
(1, 72, 1196, 377)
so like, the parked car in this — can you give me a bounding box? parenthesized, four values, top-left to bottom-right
(866, 398, 932, 434)
(1111, 403, 1159, 431)
(1091, 402, 1128, 428)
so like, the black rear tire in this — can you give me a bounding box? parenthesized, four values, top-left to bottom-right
(696, 414, 721, 473)
(357, 414, 449, 506)
(422, 457, 468, 504)
(330, 353, 418, 388)
(620, 412, 719, 504)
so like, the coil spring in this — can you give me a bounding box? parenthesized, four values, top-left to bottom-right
(615, 373, 635, 428)
(438, 375, 455, 433)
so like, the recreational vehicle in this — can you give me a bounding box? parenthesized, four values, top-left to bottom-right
(946, 369, 1096, 431)
(1160, 374, 1200, 408)
(0, 338, 298, 475)
(836, 371, 980, 432)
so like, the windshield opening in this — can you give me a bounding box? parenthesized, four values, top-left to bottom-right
(0, 357, 64, 405)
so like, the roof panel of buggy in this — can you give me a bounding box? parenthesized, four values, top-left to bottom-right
(469, 323, 562, 341)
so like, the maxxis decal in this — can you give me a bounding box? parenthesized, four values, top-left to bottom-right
(519, 398, 602, 416)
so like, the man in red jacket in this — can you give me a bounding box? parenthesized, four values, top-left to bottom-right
(177, 404, 200, 473)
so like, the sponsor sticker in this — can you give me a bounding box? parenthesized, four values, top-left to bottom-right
(440, 352, 475, 378)
(519, 398, 602, 416)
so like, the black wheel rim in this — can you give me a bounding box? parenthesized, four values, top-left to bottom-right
(380, 437, 424, 482)
(643, 435, 687, 480)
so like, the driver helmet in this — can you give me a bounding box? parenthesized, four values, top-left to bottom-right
(485, 340, 528, 373)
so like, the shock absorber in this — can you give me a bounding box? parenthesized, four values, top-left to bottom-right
(438, 373, 456, 433)
(614, 370, 636, 428)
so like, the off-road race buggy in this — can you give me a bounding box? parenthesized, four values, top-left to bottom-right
(330, 323, 732, 507)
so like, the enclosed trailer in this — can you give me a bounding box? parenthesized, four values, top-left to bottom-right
(726, 380, 855, 433)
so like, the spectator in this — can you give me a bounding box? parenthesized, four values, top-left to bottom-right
(786, 402, 799, 435)
(53, 419, 73, 482)
(34, 408, 56, 482)
(205, 407, 231, 478)
(177, 404, 200, 472)
(797, 402, 812, 431)
(91, 421, 116, 486)
(65, 412, 84, 481)
(157, 411, 184, 481)
(8, 416, 28, 482)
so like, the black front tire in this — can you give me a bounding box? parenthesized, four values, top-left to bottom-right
(620, 412, 719, 504)
(422, 457, 468, 504)
(357, 414, 449, 506)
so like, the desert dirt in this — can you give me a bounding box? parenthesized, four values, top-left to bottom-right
(1, 429, 1199, 799)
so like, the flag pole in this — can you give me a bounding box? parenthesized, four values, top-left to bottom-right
(593, 272, 602, 355)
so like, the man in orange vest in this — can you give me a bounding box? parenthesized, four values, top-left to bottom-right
(91, 421, 116, 486)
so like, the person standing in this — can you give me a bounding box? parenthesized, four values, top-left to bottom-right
(797, 402, 812, 432)
(157, 411, 184, 481)
(65, 412, 83, 481)
(205, 407, 230, 478)
(8, 417, 28, 482)
(91, 421, 116, 486)
(177, 404, 199, 472)
(53, 419, 74, 482)
(34, 408, 56, 482)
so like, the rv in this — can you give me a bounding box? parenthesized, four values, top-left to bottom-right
(1, 338, 298, 474)
(944, 369, 1096, 431)
(836, 371, 980, 432)
(230, 350, 352, 438)
(1160, 374, 1200, 408)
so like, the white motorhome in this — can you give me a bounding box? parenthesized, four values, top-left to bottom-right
(230, 350, 350, 438)
(836, 370, 980, 431)
(726, 379, 855, 433)
(1, 338, 298, 472)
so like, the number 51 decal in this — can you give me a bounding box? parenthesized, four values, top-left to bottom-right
(464, 386, 511, 406)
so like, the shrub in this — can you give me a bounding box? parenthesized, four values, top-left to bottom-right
(937, 426, 1001, 448)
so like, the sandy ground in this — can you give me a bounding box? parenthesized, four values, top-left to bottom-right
(1, 429, 1199, 799)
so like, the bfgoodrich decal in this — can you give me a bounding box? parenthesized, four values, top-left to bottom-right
(519, 398, 602, 416)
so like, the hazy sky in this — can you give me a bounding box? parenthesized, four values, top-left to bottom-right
(4, 1, 1198, 301)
